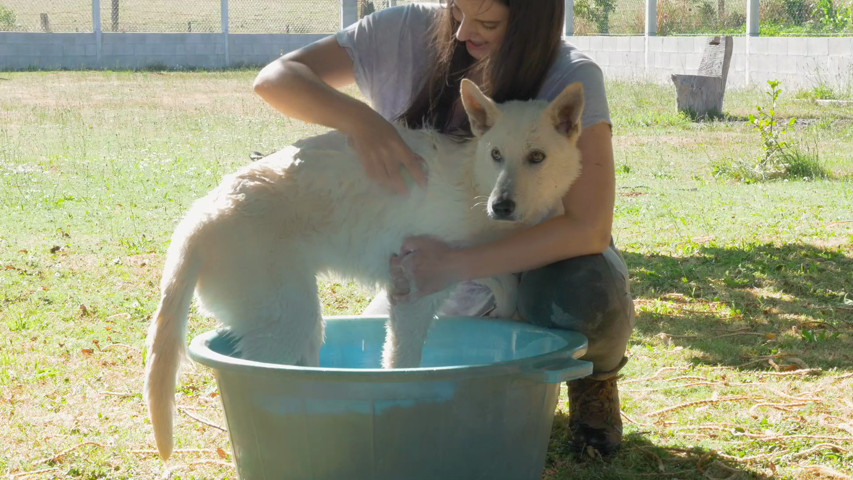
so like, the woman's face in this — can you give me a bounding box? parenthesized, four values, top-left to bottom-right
(449, 0, 510, 60)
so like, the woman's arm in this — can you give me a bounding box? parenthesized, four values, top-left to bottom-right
(391, 122, 615, 301)
(253, 36, 426, 194)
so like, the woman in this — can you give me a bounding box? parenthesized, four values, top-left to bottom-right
(253, 0, 634, 457)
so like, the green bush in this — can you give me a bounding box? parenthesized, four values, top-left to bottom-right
(816, 0, 851, 30)
(750, 80, 795, 176)
(713, 80, 830, 182)
(0, 5, 16, 31)
(782, 0, 815, 23)
(758, 0, 851, 34)
(574, 0, 616, 34)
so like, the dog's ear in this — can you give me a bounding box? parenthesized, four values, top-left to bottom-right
(460, 79, 501, 137)
(546, 82, 585, 138)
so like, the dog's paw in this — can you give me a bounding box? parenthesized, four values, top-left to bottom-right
(476, 274, 518, 319)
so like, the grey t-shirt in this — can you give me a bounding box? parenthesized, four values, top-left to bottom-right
(337, 4, 618, 318)
(335, 3, 611, 128)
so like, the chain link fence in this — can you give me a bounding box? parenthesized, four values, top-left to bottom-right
(0, 0, 849, 35)
(759, 0, 853, 35)
(572, 0, 851, 35)
(654, 0, 746, 35)
(229, 0, 338, 34)
(572, 0, 746, 35)
(573, 0, 645, 35)
(0, 0, 436, 33)
(0, 0, 92, 32)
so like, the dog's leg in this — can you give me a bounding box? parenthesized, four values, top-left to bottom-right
(383, 292, 448, 369)
(225, 276, 323, 367)
(473, 273, 519, 319)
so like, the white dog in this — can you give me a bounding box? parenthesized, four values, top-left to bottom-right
(144, 79, 585, 460)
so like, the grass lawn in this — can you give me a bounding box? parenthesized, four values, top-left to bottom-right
(1, 70, 851, 480)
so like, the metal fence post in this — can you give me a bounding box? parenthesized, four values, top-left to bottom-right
(746, 0, 759, 86)
(564, 0, 573, 36)
(341, 0, 358, 29)
(93, 0, 102, 66)
(221, 0, 229, 67)
(645, 0, 656, 36)
(746, 0, 759, 36)
(644, 0, 656, 76)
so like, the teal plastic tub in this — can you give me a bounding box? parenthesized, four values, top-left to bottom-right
(188, 316, 592, 480)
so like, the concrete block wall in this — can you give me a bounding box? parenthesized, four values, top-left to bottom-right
(570, 36, 853, 91)
(0, 33, 100, 70)
(0, 32, 325, 70)
(101, 34, 223, 70)
(228, 34, 326, 67)
(1, 32, 851, 92)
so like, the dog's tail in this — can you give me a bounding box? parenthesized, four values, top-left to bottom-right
(143, 231, 200, 461)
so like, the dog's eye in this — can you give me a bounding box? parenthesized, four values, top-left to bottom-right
(490, 147, 502, 163)
(527, 150, 546, 164)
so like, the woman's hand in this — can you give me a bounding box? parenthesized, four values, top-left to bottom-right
(254, 37, 427, 195)
(346, 112, 428, 195)
(389, 235, 464, 303)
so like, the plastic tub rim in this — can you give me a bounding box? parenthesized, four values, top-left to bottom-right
(188, 315, 588, 383)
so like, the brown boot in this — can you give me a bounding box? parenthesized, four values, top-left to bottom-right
(567, 375, 623, 457)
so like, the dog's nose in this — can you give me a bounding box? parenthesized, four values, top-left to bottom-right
(491, 199, 516, 219)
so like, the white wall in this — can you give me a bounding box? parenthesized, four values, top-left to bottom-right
(0, 33, 326, 70)
(1, 32, 850, 91)
(569, 36, 853, 91)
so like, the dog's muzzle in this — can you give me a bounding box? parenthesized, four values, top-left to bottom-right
(489, 198, 516, 221)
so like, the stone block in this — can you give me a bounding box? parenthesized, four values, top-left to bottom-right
(671, 36, 732, 117)
(828, 38, 853, 57)
(755, 54, 778, 75)
(807, 37, 829, 56)
(787, 38, 807, 56)
(629, 36, 644, 53)
(672, 74, 724, 116)
(62, 42, 86, 57)
(589, 36, 605, 51)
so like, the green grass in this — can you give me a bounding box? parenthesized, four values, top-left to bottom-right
(1, 71, 851, 479)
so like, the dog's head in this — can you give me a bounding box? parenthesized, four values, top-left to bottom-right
(460, 79, 584, 224)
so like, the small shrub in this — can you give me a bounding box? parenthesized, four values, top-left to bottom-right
(816, 0, 852, 30)
(782, 0, 813, 22)
(0, 5, 16, 31)
(749, 80, 796, 177)
(574, 0, 616, 34)
(713, 80, 830, 182)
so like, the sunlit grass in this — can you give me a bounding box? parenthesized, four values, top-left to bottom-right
(0, 71, 850, 479)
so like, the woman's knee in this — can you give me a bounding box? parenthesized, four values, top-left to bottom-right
(517, 246, 634, 371)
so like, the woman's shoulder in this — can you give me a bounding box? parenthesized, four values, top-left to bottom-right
(539, 40, 610, 125)
(552, 40, 601, 73)
(361, 2, 441, 29)
(538, 40, 605, 100)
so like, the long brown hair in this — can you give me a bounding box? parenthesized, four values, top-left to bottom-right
(398, 0, 565, 134)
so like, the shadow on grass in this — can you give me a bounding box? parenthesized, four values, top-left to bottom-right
(545, 411, 773, 480)
(623, 242, 853, 370)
